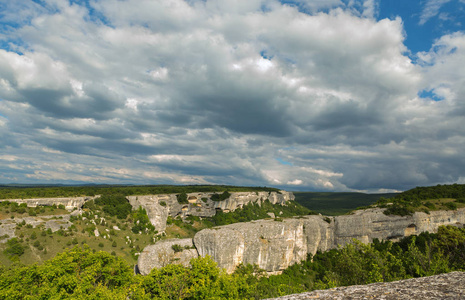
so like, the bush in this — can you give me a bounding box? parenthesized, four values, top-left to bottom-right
(445, 202, 457, 210)
(93, 195, 132, 219)
(211, 191, 231, 202)
(177, 193, 188, 204)
(171, 244, 183, 253)
(3, 238, 25, 258)
(424, 201, 436, 209)
(383, 205, 413, 216)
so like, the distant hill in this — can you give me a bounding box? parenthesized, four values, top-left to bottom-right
(293, 192, 397, 215)
(376, 183, 465, 216)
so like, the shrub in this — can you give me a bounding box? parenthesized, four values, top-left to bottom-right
(445, 202, 457, 210)
(3, 238, 25, 258)
(177, 193, 188, 204)
(171, 244, 183, 253)
(211, 191, 231, 202)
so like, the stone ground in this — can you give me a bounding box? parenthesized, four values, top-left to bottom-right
(268, 272, 465, 300)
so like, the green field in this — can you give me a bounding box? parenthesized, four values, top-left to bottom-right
(293, 192, 397, 215)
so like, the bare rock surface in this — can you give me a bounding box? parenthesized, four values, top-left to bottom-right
(128, 195, 171, 232)
(0, 196, 97, 211)
(267, 272, 465, 300)
(0, 214, 72, 243)
(193, 208, 465, 273)
(137, 238, 198, 275)
(194, 216, 332, 273)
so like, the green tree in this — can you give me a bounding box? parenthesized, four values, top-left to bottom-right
(3, 238, 26, 259)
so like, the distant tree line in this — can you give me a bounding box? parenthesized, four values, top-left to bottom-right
(0, 185, 279, 200)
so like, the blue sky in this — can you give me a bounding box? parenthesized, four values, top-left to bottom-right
(0, 0, 465, 192)
(379, 0, 465, 53)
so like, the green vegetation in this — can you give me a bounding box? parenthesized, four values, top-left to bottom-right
(91, 194, 132, 219)
(208, 200, 315, 226)
(0, 197, 157, 267)
(0, 185, 279, 200)
(294, 192, 396, 215)
(177, 192, 188, 204)
(211, 191, 231, 201)
(1, 225, 464, 299)
(376, 184, 465, 216)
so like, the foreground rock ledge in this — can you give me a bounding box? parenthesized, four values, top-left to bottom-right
(267, 272, 465, 300)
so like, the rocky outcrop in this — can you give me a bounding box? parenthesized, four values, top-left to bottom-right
(0, 213, 76, 243)
(128, 191, 295, 232)
(127, 195, 171, 232)
(194, 216, 333, 273)
(0, 196, 98, 211)
(213, 191, 293, 212)
(268, 271, 465, 300)
(333, 207, 465, 245)
(137, 238, 198, 275)
(192, 207, 465, 273)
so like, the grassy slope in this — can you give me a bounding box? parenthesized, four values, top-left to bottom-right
(293, 192, 397, 215)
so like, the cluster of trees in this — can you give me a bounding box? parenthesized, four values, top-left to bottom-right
(92, 194, 133, 219)
(1, 225, 464, 299)
(210, 191, 231, 202)
(393, 184, 465, 201)
(0, 185, 279, 200)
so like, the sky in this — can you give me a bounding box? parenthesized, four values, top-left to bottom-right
(0, 0, 465, 193)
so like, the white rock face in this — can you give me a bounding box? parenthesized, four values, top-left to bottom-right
(137, 238, 198, 275)
(194, 216, 331, 273)
(0, 196, 98, 211)
(212, 191, 294, 211)
(193, 208, 465, 273)
(127, 195, 171, 232)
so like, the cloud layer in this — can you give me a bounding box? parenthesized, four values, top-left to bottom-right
(0, 0, 464, 192)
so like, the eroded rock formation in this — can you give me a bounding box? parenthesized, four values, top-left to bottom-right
(138, 207, 465, 274)
(137, 238, 198, 275)
(0, 196, 98, 211)
(128, 191, 294, 232)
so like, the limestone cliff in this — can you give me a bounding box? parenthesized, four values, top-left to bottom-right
(0, 196, 98, 211)
(138, 207, 465, 274)
(192, 208, 465, 273)
(193, 216, 331, 273)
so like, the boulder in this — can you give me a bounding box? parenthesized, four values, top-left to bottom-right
(137, 238, 198, 275)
